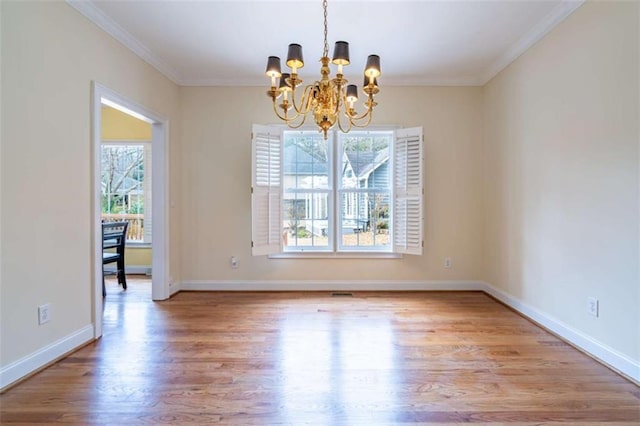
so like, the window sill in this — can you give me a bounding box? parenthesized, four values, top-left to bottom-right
(268, 252, 402, 259)
(126, 242, 152, 248)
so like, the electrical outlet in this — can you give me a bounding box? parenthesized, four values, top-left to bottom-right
(38, 304, 51, 325)
(444, 257, 452, 269)
(587, 297, 599, 317)
(231, 256, 239, 269)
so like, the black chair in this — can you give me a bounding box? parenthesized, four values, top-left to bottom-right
(102, 221, 129, 297)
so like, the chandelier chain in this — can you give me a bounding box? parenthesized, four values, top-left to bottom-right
(323, 0, 329, 58)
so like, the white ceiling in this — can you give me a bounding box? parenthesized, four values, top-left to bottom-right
(68, 0, 584, 87)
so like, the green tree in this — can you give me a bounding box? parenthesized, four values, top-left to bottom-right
(101, 146, 144, 214)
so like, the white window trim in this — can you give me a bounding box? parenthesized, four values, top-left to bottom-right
(269, 252, 402, 259)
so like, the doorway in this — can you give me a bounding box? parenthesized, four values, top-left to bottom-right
(92, 82, 169, 339)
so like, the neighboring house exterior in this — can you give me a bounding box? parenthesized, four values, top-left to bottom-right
(283, 143, 389, 237)
(343, 148, 390, 233)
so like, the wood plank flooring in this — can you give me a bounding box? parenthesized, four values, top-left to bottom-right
(1, 277, 638, 424)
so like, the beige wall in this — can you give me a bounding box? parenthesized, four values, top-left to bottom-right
(180, 86, 484, 282)
(0, 1, 180, 369)
(126, 247, 152, 268)
(102, 106, 152, 140)
(483, 1, 639, 361)
(0, 2, 3, 358)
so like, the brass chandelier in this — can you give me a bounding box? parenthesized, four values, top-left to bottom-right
(265, 0, 381, 139)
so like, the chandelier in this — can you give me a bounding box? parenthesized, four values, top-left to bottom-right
(265, 0, 381, 139)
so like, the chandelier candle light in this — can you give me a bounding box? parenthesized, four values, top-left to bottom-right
(265, 0, 381, 139)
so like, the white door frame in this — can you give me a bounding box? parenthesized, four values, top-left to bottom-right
(91, 82, 170, 338)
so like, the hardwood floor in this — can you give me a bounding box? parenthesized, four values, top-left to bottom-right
(1, 277, 638, 424)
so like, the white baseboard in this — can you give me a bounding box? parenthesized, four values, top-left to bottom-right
(169, 280, 181, 296)
(482, 281, 640, 383)
(0, 324, 94, 391)
(180, 280, 486, 292)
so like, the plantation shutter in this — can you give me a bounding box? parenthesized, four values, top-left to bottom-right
(393, 127, 423, 255)
(251, 125, 282, 256)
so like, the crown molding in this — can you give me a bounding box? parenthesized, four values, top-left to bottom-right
(480, 0, 585, 85)
(66, 0, 183, 85)
(178, 75, 485, 87)
(68, 0, 584, 88)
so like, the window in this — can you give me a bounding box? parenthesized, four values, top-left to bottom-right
(251, 125, 422, 256)
(101, 143, 152, 244)
(338, 132, 392, 251)
(283, 132, 331, 249)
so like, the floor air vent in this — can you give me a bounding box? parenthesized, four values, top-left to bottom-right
(331, 292, 354, 297)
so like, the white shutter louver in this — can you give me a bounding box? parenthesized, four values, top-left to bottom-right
(393, 127, 423, 255)
(251, 125, 282, 256)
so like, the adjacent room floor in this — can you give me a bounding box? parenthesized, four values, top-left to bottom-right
(1, 276, 638, 424)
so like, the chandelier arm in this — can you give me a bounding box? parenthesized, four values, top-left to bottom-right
(333, 82, 343, 117)
(271, 100, 293, 122)
(336, 109, 353, 133)
(290, 84, 315, 115)
(285, 112, 309, 129)
(271, 98, 309, 129)
(347, 108, 373, 122)
(335, 85, 353, 133)
(348, 111, 375, 128)
(271, 99, 305, 122)
(346, 94, 377, 121)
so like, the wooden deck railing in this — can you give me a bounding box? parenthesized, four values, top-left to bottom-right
(102, 213, 144, 241)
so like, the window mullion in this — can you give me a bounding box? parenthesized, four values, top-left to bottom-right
(285, 188, 331, 194)
(330, 130, 337, 252)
